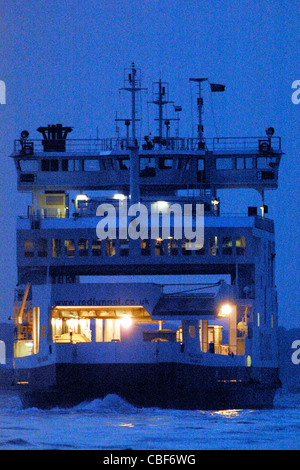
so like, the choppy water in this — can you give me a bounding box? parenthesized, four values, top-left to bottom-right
(0, 390, 299, 450)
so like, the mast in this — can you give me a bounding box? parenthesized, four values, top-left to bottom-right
(120, 63, 146, 204)
(149, 79, 175, 149)
(189, 78, 208, 146)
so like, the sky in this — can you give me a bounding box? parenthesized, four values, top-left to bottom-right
(0, 0, 299, 327)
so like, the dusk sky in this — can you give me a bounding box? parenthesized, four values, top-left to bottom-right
(0, 0, 299, 327)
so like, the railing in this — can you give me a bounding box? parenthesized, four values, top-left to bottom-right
(13, 135, 282, 155)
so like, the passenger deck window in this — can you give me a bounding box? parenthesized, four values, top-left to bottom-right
(168, 238, 178, 256)
(106, 239, 115, 257)
(182, 238, 192, 256)
(155, 238, 164, 256)
(236, 236, 246, 255)
(141, 239, 151, 256)
(209, 236, 219, 255)
(78, 239, 88, 257)
(119, 239, 129, 256)
(24, 239, 34, 258)
(222, 237, 232, 255)
(65, 239, 75, 257)
(92, 239, 102, 256)
(37, 238, 48, 257)
(52, 239, 61, 258)
(195, 241, 205, 255)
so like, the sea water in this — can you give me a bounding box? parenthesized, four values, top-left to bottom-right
(0, 390, 299, 450)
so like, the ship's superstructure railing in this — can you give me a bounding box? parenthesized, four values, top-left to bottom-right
(14, 135, 282, 155)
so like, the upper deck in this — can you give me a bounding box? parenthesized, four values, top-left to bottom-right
(11, 132, 282, 193)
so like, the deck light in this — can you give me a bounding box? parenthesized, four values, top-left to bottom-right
(113, 193, 126, 200)
(120, 316, 133, 328)
(218, 303, 232, 317)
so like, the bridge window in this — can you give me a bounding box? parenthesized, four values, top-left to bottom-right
(216, 158, 233, 170)
(236, 157, 253, 169)
(117, 158, 130, 170)
(222, 237, 232, 255)
(83, 159, 100, 171)
(37, 238, 48, 257)
(19, 160, 37, 172)
(140, 157, 156, 177)
(65, 239, 75, 257)
(41, 159, 59, 171)
(52, 239, 61, 258)
(209, 236, 219, 255)
(236, 236, 246, 255)
(78, 239, 88, 257)
(24, 239, 34, 257)
(92, 239, 102, 256)
(159, 157, 173, 169)
(197, 158, 205, 171)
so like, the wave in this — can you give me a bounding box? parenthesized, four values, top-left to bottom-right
(72, 394, 140, 414)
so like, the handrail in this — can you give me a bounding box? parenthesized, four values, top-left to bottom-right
(13, 135, 282, 154)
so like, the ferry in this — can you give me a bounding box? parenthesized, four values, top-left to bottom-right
(11, 64, 282, 409)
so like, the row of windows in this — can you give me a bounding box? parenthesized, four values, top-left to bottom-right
(23, 236, 246, 258)
(18, 156, 277, 173)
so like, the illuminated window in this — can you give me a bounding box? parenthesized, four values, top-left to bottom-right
(168, 238, 178, 256)
(92, 239, 102, 256)
(65, 239, 75, 257)
(37, 238, 48, 257)
(141, 239, 151, 256)
(182, 238, 192, 256)
(222, 237, 232, 255)
(78, 239, 88, 257)
(209, 236, 218, 255)
(106, 239, 115, 257)
(52, 239, 61, 258)
(236, 236, 246, 255)
(104, 319, 121, 342)
(24, 239, 34, 258)
(155, 238, 164, 256)
(195, 241, 205, 255)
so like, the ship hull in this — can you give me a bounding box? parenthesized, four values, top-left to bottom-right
(15, 362, 281, 410)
